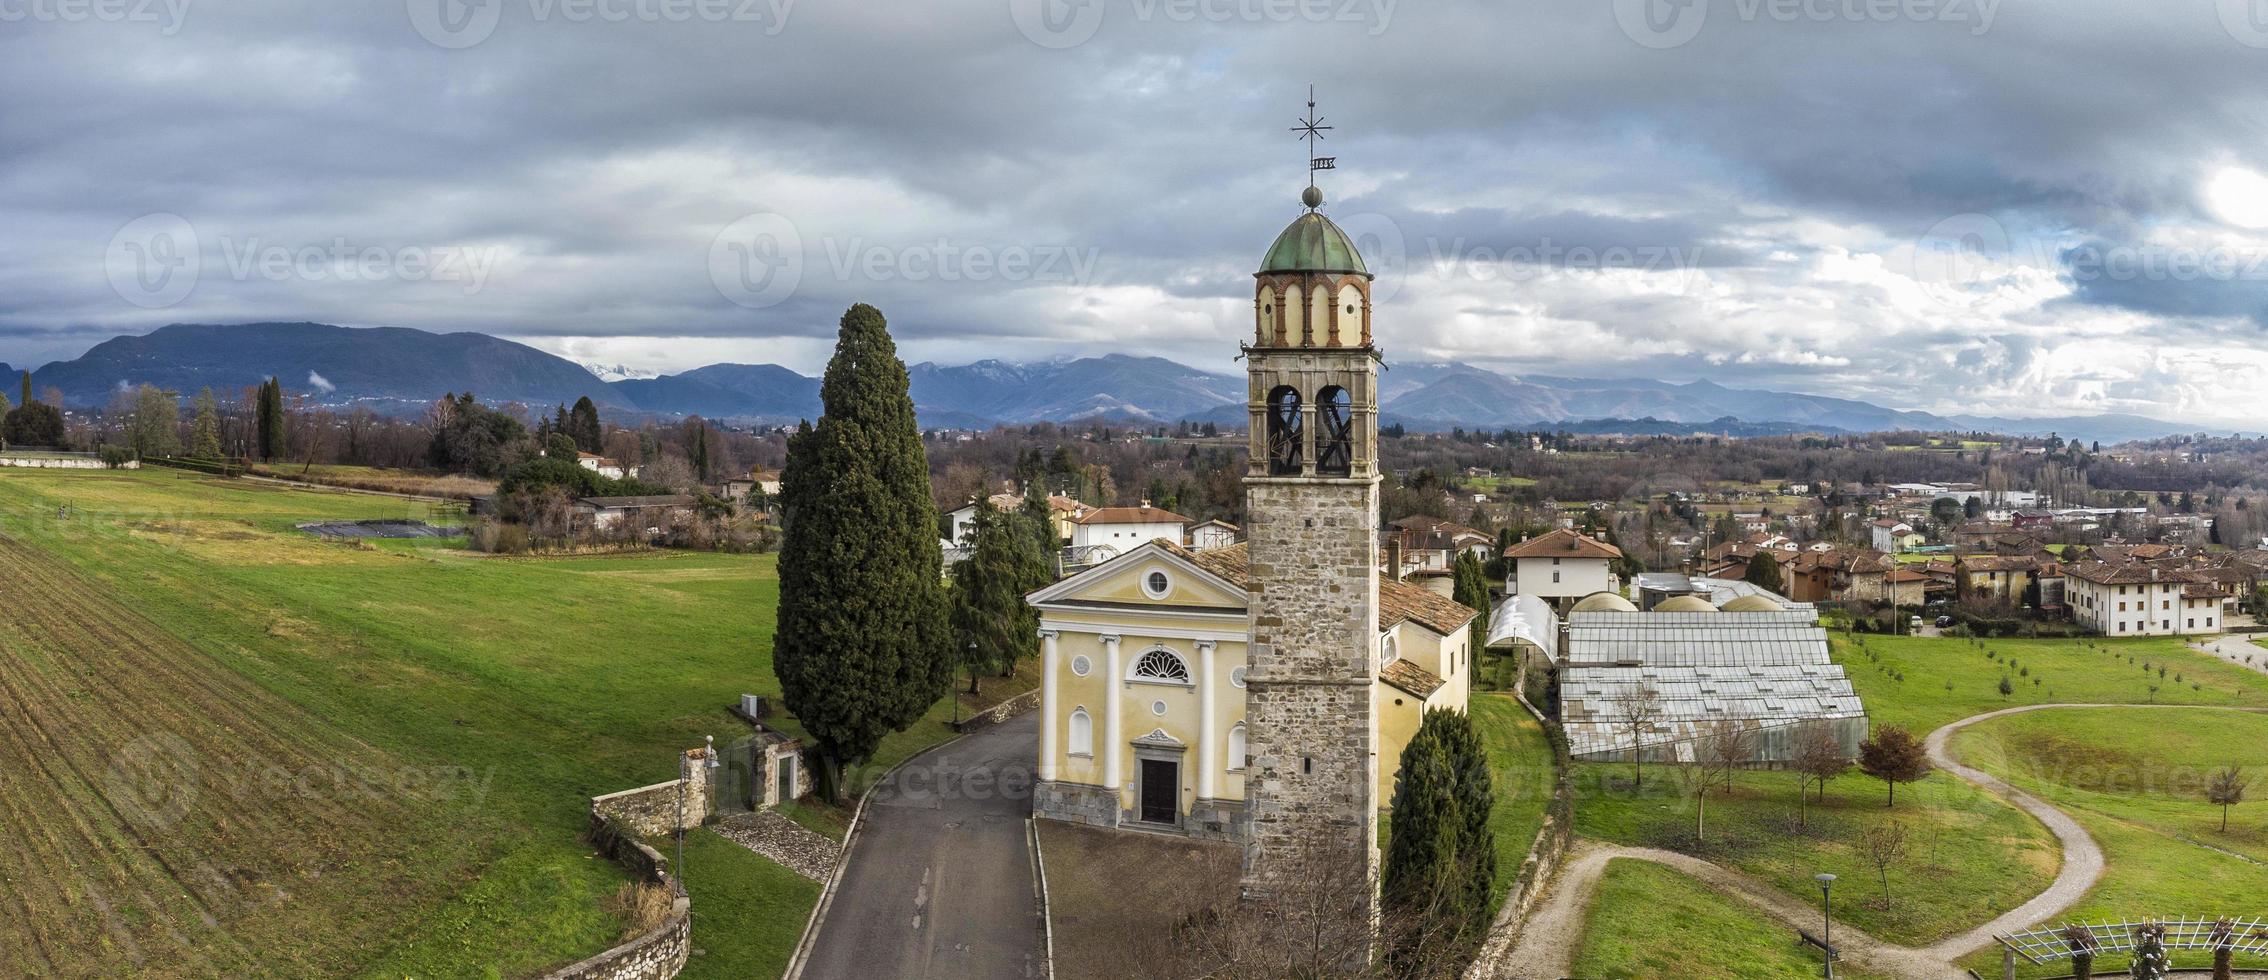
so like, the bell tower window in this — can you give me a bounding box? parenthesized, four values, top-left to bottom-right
(1316, 385, 1352, 476)
(1266, 385, 1303, 475)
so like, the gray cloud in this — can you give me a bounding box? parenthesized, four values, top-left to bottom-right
(5, 1, 2268, 422)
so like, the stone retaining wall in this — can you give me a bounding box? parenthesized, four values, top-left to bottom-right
(1465, 692, 1576, 978)
(953, 687, 1042, 733)
(591, 748, 712, 838)
(542, 899, 692, 980)
(546, 746, 715, 980)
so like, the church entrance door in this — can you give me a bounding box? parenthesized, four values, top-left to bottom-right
(1138, 758, 1179, 825)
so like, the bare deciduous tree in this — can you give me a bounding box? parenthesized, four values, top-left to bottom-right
(1858, 819, 1910, 906)
(1791, 720, 1852, 825)
(1692, 718, 1756, 843)
(1610, 686, 1663, 790)
(2207, 766, 2248, 833)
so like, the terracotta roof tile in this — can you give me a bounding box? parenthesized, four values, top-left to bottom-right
(1503, 528, 1623, 561)
(1380, 659, 1446, 699)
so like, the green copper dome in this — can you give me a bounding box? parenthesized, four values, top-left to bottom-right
(1259, 210, 1370, 277)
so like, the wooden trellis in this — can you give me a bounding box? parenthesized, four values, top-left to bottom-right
(1992, 917, 2268, 979)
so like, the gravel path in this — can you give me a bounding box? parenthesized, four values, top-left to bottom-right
(712, 811, 842, 882)
(1487, 703, 2268, 980)
(2192, 634, 2268, 677)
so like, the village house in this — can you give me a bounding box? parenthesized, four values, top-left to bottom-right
(1503, 528, 1622, 609)
(1868, 517, 1923, 553)
(1954, 553, 2041, 603)
(574, 494, 695, 533)
(1069, 503, 1192, 558)
(947, 491, 1090, 545)
(2065, 560, 2224, 636)
(574, 450, 636, 481)
(1382, 515, 1494, 571)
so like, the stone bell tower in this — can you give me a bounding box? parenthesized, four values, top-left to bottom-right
(1237, 149, 1382, 929)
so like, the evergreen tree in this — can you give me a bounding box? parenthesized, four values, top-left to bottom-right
(256, 377, 287, 461)
(1383, 709, 1496, 968)
(0, 386, 12, 422)
(1020, 480, 1061, 573)
(948, 500, 1044, 694)
(1744, 551, 1784, 595)
(570, 396, 603, 452)
(774, 304, 949, 801)
(19, 370, 29, 408)
(190, 388, 222, 459)
(1452, 550, 1491, 668)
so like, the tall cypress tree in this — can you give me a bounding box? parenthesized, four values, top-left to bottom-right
(1383, 708, 1497, 967)
(774, 304, 948, 801)
(254, 378, 286, 461)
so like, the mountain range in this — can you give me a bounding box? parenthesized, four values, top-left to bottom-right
(5, 322, 2219, 444)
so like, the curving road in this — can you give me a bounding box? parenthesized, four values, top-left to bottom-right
(794, 714, 1046, 980)
(1492, 704, 2268, 979)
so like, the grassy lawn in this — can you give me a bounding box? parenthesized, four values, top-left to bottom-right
(0, 468, 963, 976)
(1833, 632, 2268, 735)
(1573, 761, 2055, 945)
(1951, 707, 2268, 977)
(1470, 694, 1559, 911)
(674, 828, 824, 979)
(1572, 859, 1888, 979)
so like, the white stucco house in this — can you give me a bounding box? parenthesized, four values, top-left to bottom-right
(1504, 528, 1622, 605)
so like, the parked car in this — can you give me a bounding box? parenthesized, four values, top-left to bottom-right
(1935, 615, 1954, 628)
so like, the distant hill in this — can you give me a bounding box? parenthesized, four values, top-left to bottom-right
(30, 323, 616, 411)
(13, 323, 2215, 442)
(612, 363, 819, 419)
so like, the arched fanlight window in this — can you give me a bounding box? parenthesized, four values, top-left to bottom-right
(1226, 723, 1247, 773)
(1068, 708, 1093, 756)
(1316, 385, 1352, 476)
(1266, 385, 1303, 475)
(1129, 647, 1192, 683)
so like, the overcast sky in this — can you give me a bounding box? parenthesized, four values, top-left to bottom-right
(8, 0, 2268, 423)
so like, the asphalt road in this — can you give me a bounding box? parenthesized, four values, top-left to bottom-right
(797, 712, 1046, 980)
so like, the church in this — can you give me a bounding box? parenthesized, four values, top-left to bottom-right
(1027, 159, 1476, 912)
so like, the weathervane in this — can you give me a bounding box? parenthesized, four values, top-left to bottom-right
(1290, 84, 1335, 208)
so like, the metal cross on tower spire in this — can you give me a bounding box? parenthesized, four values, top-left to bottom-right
(1290, 84, 1335, 206)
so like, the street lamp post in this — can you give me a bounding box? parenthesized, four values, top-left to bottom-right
(1814, 872, 1837, 978)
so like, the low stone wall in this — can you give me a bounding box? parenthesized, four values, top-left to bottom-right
(0, 453, 134, 469)
(954, 687, 1042, 733)
(587, 813, 672, 884)
(547, 746, 716, 980)
(1465, 692, 1576, 979)
(591, 748, 712, 838)
(542, 899, 692, 980)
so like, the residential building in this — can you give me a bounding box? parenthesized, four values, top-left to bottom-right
(1383, 515, 1493, 570)
(1868, 518, 1923, 553)
(1068, 503, 1192, 558)
(1504, 528, 1622, 606)
(2066, 561, 2223, 636)
(948, 491, 1089, 544)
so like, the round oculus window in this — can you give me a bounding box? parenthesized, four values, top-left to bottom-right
(1143, 570, 1171, 597)
(1151, 699, 1168, 716)
(1230, 666, 1248, 688)
(1070, 655, 1091, 677)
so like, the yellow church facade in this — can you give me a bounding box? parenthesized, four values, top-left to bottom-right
(1028, 538, 1476, 839)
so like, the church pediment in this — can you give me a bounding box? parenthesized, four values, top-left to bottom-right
(1027, 540, 1249, 614)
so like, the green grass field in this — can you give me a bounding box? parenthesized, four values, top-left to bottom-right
(1472, 694, 1560, 911)
(1572, 859, 1887, 979)
(0, 467, 970, 976)
(1572, 763, 2055, 945)
(1834, 632, 2268, 735)
(1951, 707, 2268, 977)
